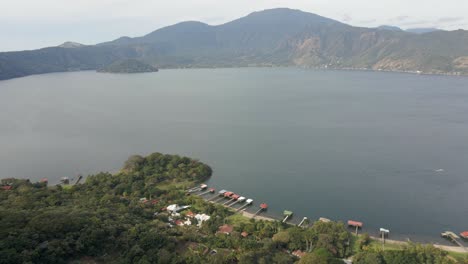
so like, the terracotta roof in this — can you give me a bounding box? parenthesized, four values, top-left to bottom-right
(348, 220, 363, 227)
(241, 231, 249, 237)
(218, 224, 234, 234)
(292, 250, 306, 258)
(260, 203, 268, 209)
(460, 231, 468, 238)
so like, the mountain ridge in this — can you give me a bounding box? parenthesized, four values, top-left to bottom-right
(1, 8, 467, 80)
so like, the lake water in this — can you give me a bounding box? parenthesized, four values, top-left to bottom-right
(0, 68, 467, 244)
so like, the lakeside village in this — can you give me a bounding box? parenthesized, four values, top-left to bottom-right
(2, 179, 467, 256)
(135, 183, 468, 255)
(1, 149, 468, 264)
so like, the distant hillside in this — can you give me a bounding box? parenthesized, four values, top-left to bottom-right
(406, 28, 443, 34)
(377, 25, 403, 32)
(1, 8, 468, 80)
(97, 59, 158, 73)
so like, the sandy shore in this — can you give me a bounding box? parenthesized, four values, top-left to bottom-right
(241, 210, 276, 222)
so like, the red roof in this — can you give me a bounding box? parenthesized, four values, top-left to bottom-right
(460, 231, 468, 238)
(260, 203, 268, 209)
(218, 224, 234, 234)
(241, 231, 249, 237)
(231, 194, 241, 200)
(175, 220, 184, 226)
(224, 191, 234, 197)
(1, 186, 12, 190)
(348, 220, 363, 227)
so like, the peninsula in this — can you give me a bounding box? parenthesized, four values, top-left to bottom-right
(1, 153, 466, 263)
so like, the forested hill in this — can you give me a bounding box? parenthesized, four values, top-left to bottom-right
(1, 152, 465, 263)
(97, 59, 158, 73)
(1, 8, 468, 80)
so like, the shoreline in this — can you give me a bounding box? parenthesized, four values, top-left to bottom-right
(233, 207, 467, 254)
(1, 66, 467, 82)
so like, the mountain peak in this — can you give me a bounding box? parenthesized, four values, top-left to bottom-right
(58, 41, 85, 48)
(377, 25, 403, 32)
(241, 7, 339, 25)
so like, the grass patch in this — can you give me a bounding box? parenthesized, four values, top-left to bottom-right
(447, 251, 468, 263)
(226, 213, 252, 227)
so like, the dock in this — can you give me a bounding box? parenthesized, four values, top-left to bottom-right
(348, 220, 363, 235)
(252, 203, 268, 218)
(194, 183, 467, 252)
(236, 199, 253, 211)
(227, 196, 245, 207)
(198, 188, 216, 196)
(442, 231, 466, 250)
(223, 194, 240, 205)
(187, 184, 208, 193)
(298, 217, 308, 227)
(282, 210, 293, 223)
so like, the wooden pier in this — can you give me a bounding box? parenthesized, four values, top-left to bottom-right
(298, 217, 308, 227)
(348, 220, 363, 235)
(228, 196, 246, 207)
(441, 231, 466, 250)
(198, 188, 215, 196)
(236, 199, 253, 212)
(282, 210, 293, 223)
(252, 203, 268, 218)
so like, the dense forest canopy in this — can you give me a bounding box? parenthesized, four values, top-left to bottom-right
(0, 153, 465, 263)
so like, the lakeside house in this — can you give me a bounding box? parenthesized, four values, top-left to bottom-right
(217, 224, 234, 235)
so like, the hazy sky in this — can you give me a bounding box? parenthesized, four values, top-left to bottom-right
(1, 0, 467, 51)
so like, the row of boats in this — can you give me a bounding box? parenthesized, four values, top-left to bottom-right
(188, 184, 467, 244)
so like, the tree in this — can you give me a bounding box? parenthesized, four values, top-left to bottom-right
(299, 248, 341, 264)
(272, 231, 290, 247)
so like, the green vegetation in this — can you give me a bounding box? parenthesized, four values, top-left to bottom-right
(1, 152, 466, 263)
(1, 8, 468, 80)
(97, 59, 158, 73)
(353, 243, 463, 264)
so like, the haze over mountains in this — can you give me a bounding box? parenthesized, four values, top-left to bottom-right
(1, 8, 468, 80)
